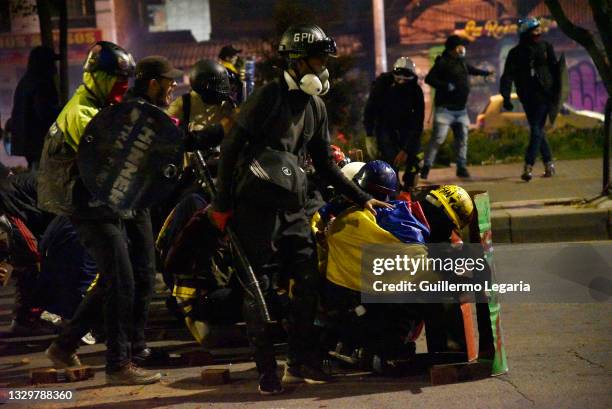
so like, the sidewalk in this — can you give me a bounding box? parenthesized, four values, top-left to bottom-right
(419, 158, 611, 243)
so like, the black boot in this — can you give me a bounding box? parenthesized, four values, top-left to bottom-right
(456, 166, 470, 178)
(420, 165, 430, 180)
(521, 164, 533, 182)
(543, 161, 555, 177)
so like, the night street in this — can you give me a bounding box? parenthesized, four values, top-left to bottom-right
(1, 241, 610, 409)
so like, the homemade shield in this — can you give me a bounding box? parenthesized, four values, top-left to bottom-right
(549, 53, 569, 125)
(78, 100, 184, 210)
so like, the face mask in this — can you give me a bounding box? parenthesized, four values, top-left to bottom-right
(106, 79, 128, 105)
(298, 61, 331, 96)
(393, 73, 415, 83)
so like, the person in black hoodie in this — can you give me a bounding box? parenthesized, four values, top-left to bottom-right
(210, 24, 390, 395)
(422, 35, 492, 179)
(500, 17, 558, 181)
(10, 46, 61, 168)
(363, 57, 424, 190)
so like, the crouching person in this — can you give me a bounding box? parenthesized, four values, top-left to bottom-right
(316, 161, 430, 369)
(315, 161, 477, 369)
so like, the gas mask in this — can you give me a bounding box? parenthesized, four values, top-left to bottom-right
(300, 69, 329, 96)
(296, 61, 331, 96)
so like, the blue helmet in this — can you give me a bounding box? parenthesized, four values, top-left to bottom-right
(518, 17, 540, 34)
(352, 160, 398, 201)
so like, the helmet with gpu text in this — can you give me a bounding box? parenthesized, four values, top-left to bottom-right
(189, 59, 230, 102)
(427, 185, 474, 230)
(393, 57, 416, 76)
(352, 160, 398, 201)
(83, 41, 135, 77)
(278, 24, 337, 60)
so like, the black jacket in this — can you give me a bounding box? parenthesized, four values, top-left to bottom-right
(500, 39, 557, 105)
(0, 171, 51, 236)
(425, 51, 489, 110)
(363, 73, 424, 148)
(10, 70, 60, 164)
(215, 76, 371, 211)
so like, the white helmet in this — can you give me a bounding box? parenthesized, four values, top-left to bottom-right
(393, 57, 416, 76)
(341, 161, 366, 181)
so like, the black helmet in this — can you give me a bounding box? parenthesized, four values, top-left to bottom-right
(83, 41, 135, 77)
(278, 24, 337, 59)
(189, 59, 231, 102)
(352, 160, 398, 201)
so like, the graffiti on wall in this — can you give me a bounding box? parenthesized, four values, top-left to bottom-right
(568, 61, 607, 113)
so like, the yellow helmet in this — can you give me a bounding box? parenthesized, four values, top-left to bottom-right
(427, 185, 474, 229)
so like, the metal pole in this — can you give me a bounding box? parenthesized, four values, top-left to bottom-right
(372, 0, 387, 76)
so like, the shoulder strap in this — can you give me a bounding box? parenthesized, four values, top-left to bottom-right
(181, 93, 191, 133)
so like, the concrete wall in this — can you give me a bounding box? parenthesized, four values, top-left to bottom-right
(166, 0, 211, 42)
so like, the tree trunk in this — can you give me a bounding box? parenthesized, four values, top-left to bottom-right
(545, 0, 612, 196)
(36, 0, 53, 49)
(58, 0, 69, 104)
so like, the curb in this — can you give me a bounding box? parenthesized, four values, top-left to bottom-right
(491, 204, 611, 243)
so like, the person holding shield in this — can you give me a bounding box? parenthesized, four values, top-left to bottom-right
(500, 17, 559, 181)
(40, 44, 182, 385)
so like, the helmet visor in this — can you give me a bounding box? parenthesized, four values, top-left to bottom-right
(393, 68, 415, 80)
(309, 37, 337, 57)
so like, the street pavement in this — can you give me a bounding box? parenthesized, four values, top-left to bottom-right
(419, 158, 605, 203)
(0, 241, 610, 409)
(417, 158, 611, 243)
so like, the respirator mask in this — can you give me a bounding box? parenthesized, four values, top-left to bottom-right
(294, 59, 331, 96)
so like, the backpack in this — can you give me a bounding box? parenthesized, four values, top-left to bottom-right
(234, 85, 320, 211)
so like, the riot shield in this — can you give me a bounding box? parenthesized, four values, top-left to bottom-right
(77, 100, 184, 210)
(549, 53, 569, 125)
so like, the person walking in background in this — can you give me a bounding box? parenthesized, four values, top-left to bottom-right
(10, 46, 61, 169)
(500, 17, 558, 182)
(363, 57, 425, 190)
(421, 35, 492, 180)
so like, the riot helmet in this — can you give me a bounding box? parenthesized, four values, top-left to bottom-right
(426, 185, 473, 230)
(278, 24, 336, 96)
(518, 17, 540, 34)
(189, 59, 230, 103)
(393, 57, 416, 76)
(83, 41, 135, 78)
(341, 161, 365, 181)
(278, 24, 337, 59)
(352, 160, 398, 201)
